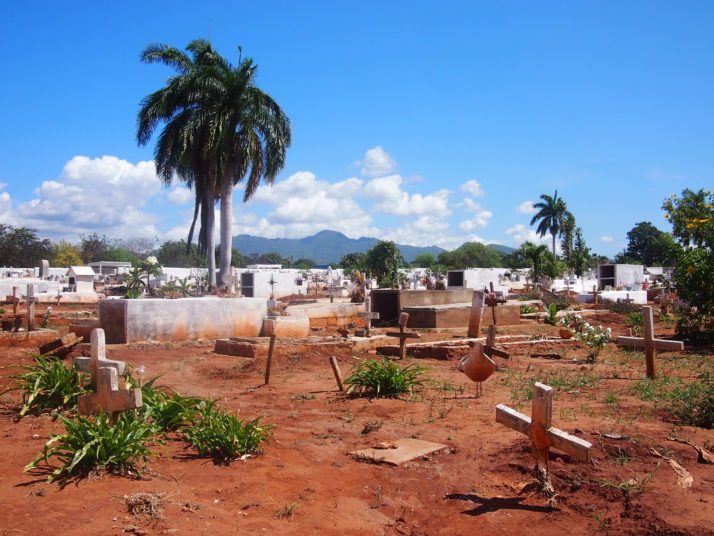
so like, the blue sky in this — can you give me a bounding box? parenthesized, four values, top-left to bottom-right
(0, 1, 711, 256)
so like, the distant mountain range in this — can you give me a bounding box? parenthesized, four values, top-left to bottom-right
(232, 230, 514, 265)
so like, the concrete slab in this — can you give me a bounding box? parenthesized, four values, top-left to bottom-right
(350, 438, 447, 465)
(402, 303, 521, 328)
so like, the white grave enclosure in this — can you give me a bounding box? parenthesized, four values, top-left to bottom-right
(238, 269, 307, 298)
(446, 268, 510, 295)
(597, 264, 645, 290)
(67, 266, 96, 293)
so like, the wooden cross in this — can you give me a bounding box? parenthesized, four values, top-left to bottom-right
(616, 306, 684, 379)
(484, 325, 509, 359)
(591, 285, 601, 305)
(6, 286, 20, 315)
(24, 284, 37, 331)
(496, 382, 591, 469)
(356, 298, 380, 337)
(467, 290, 485, 338)
(77, 328, 141, 417)
(73, 328, 126, 376)
(386, 312, 420, 360)
(485, 282, 507, 326)
(618, 293, 634, 305)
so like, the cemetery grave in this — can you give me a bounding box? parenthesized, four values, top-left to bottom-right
(0, 299, 711, 536)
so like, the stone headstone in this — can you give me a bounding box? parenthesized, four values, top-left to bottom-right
(40, 260, 49, 280)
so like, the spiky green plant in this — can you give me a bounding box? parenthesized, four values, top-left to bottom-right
(129, 374, 207, 432)
(344, 358, 429, 398)
(25, 410, 162, 485)
(183, 404, 272, 462)
(2, 356, 88, 417)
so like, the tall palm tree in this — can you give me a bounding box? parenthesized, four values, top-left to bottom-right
(197, 48, 291, 289)
(530, 190, 573, 256)
(137, 41, 220, 288)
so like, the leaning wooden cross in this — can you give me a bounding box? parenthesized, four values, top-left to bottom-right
(23, 284, 37, 331)
(485, 282, 507, 325)
(6, 286, 20, 316)
(76, 328, 141, 417)
(616, 306, 684, 379)
(484, 324, 509, 359)
(356, 298, 380, 337)
(386, 312, 420, 360)
(496, 382, 591, 471)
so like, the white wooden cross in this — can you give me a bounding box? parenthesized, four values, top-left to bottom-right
(386, 312, 420, 360)
(616, 305, 684, 379)
(76, 328, 141, 417)
(24, 284, 37, 331)
(356, 298, 380, 337)
(73, 328, 126, 376)
(467, 290, 485, 338)
(496, 382, 591, 469)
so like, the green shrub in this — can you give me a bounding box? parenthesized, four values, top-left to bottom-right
(344, 358, 429, 398)
(183, 405, 273, 462)
(543, 304, 558, 325)
(132, 375, 205, 432)
(601, 299, 641, 314)
(2, 356, 88, 417)
(666, 372, 713, 429)
(625, 312, 644, 336)
(25, 410, 162, 485)
(520, 304, 534, 314)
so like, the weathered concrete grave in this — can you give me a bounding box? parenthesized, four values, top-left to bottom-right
(616, 305, 684, 379)
(76, 328, 141, 417)
(73, 328, 126, 376)
(350, 438, 447, 465)
(496, 382, 591, 471)
(386, 312, 420, 360)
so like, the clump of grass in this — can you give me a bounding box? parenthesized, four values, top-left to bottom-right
(131, 375, 205, 432)
(124, 492, 165, 519)
(292, 393, 316, 400)
(666, 372, 713, 429)
(25, 410, 162, 486)
(2, 356, 88, 418)
(183, 405, 273, 463)
(273, 502, 299, 519)
(344, 359, 429, 398)
(625, 312, 644, 336)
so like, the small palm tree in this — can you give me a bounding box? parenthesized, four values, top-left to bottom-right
(522, 242, 550, 282)
(530, 191, 573, 256)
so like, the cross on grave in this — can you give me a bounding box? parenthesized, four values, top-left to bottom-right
(618, 293, 634, 305)
(496, 382, 592, 471)
(485, 282, 507, 326)
(467, 290, 485, 338)
(616, 306, 684, 379)
(76, 328, 141, 418)
(73, 328, 126, 376)
(23, 284, 37, 331)
(591, 285, 601, 305)
(268, 275, 277, 300)
(386, 312, 420, 360)
(484, 324, 509, 360)
(356, 298, 380, 337)
(7, 286, 20, 316)
(55, 289, 62, 307)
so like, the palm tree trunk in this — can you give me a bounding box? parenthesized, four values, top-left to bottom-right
(552, 233, 556, 256)
(206, 186, 217, 289)
(218, 176, 233, 289)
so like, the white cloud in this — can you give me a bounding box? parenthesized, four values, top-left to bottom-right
(505, 224, 554, 249)
(363, 175, 451, 217)
(461, 180, 484, 198)
(600, 235, 614, 243)
(167, 187, 193, 205)
(459, 209, 493, 231)
(9, 155, 163, 239)
(516, 200, 538, 214)
(250, 171, 363, 204)
(358, 146, 397, 177)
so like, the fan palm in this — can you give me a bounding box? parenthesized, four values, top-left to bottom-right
(530, 190, 573, 256)
(137, 41, 218, 288)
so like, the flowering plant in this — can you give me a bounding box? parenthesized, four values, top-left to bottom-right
(575, 321, 612, 362)
(558, 312, 587, 332)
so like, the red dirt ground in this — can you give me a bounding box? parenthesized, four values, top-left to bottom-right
(0, 306, 712, 536)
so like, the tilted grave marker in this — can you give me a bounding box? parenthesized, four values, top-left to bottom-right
(485, 282, 507, 325)
(356, 298, 380, 337)
(386, 312, 420, 360)
(264, 319, 277, 385)
(329, 356, 344, 391)
(76, 328, 141, 417)
(24, 284, 37, 331)
(496, 382, 591, 471)
(467, 290, 485, 338)
(484, 324, 509, 359)
(616, 305, 684, 379)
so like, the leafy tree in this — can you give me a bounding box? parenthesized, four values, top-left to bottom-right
(521, 242, 550, 282)
(340, 252, 366, 274)
(51, 241, 83, 267)
(560, 214, 576, 268)
(247, 251, 290, 266)
(0, 225, 53, 267)
(571, 227, 594, 277)
(79, 233, 110, 263)
(230, 248, 247, 268)
(619, 221, 680, 266)
(157, 240, 207, 268)
(365, 240, 402, 288)
(412, 253, 436, 268)
(437, 242, 502, 269)
(530, 190, 573, 255)
(501, 248, 530, 270)
(292, 258, 316, 270)
(662, 188, 714, 314)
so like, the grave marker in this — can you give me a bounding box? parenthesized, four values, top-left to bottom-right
(73, 328, 126, 375)
(7, 286, 20, 316)
(40, 259, 49, 280)
(484, 324, 509, 359)
(356, 298, 380, 337)
(485, 282, 507, 325)
(329, 356, 344, 391)
(386, 312, 420, 360)
(496, 382, 591, 470)
(467, 290, 485, 338)
(76, 328, 141, 417)
(616, 305, 684, 379)
(264, 319, 277, 385)
(591, 285, 601, 305)
(24, 284, 37, 331)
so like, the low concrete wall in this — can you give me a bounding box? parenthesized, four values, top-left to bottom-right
(402, 303, 521, 328)
(371, 289, 475, 323)
(99, 297, 267, 343)
(69, 319, 101, 341)
(262, 316, 310, 337)
(286, 302, 363, 327)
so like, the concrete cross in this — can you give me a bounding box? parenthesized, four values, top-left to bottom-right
(496, 382, 592, 469)
(484, 282, 507, 326)
(467, 290, 485, 338)
(616, 306, 684, 379)
(73, 328, 126, 376)
(24, 284, 37, 331)
(386, 312, 420, 360)
(356, 298, 380, 337)
(76, 328, 141, 417)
